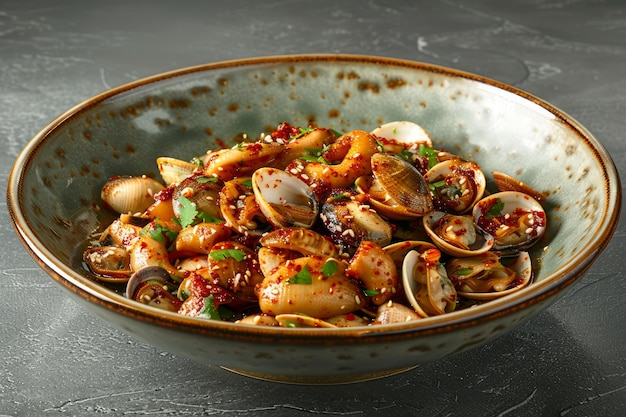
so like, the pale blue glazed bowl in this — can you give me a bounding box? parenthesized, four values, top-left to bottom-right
(7, 55, 621, 383)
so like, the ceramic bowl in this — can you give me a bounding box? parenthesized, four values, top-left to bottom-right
(7, 55, 621, 384)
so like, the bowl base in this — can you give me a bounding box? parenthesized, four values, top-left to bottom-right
(221, 365, 418, 384)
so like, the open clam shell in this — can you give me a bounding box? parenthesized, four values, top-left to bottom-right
(451, 251, 533, 301)
(82, 246, 132, 283)
(157, 156, 200, 186)
(473, 191, 547, 253)
(423, 211, 494, 257)
(370, 120, 433, 150)
(425, 159, 486, 214)
(401, 248, 457, 317)
(363, 153, 433, 219)
(252, 167, 319, 229)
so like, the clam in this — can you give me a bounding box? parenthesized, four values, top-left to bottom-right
(473, 191, 547, 253)
(401, 248, 457, 317)
(383, 240, 437, 268)
(125, 266, 182, 312)
(325, 313, 372, 327)
(101, 175, 165, 215)
(320, 192, 392, 248)
(492, 171, 548, 202)
(251, 167, 319, 229)
(275, 314, 338, 328)
(357, 153, 433, 220)
(425, 159, 486, 214)
(370, 121, 433, 150)
(423, 211, 494, 257)
(172, 175, 223, 222)
(372, 301, 422, 325)
(157, 156, 201, 186)
(236, 314, 280, 326)
(447, 251, 533, 300)
(220, 177, 266, 234)
(82, 246, 132, 283)
(207, 240, 264, 302)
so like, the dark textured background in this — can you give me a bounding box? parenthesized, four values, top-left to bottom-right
(1, 1, 624, 415)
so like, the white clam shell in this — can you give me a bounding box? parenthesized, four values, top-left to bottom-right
(473, 191, 547, 252)
(252, 167, 319, 228)
(157, 157, 200, 186)
(423, 211, 494, 257)
(370, 120, 433, 148)
(425, 159, 486, 214)
(454, 251, 533, 301)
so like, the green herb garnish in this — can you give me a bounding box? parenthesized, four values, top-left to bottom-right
(209, 249, 247, 262)
(363, 289, 381, 296)
(287, 264, 312, 284)
(292, 126, 315, 139)
(196, 176, 218, 184)
(321, 259, 338, 277)
(486, 198, 505, 219)
(145, 223, 178, 251)
(454, 268, 474, 276)
(418, 144, 439, 169)
(199, 295, 221, 320)
(178, 195, 199, 228)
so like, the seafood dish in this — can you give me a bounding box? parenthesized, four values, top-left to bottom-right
(83, 120, 547, 328)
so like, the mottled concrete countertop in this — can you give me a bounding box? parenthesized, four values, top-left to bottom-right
(1, 1, 624, 415)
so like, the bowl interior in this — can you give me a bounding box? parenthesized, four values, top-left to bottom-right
(10, 55, 620, 328)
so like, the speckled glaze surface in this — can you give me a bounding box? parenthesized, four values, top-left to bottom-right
(7, 54, 621, 383)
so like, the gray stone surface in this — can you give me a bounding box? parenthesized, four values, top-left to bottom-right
(1, 0, 624, 415)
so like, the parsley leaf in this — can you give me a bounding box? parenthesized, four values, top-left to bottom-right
(292, 126, 315, 139)
(209, 249, 247, 262)
(321, 259, 338, 277)
(177, 195, 198, 228)
(287, 264, 312, 284)
(199, 295, 221, 320)
(418, 144, 439, 169)
(197, 212, 225, 224)
(146, 223, 178, 251)
(196, 176, 218, 184)
(486, 198, 505, 219)
(454, 268, 474, 276)
(363, 289, 380, 296)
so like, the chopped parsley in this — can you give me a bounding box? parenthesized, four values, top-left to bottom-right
(418, 144, 440, 169)
(486, 198, 505, 219)
(177, 195, 224, 227)
(195, 176, 218, 184)
(454, 268, 474, 276)
(287, 264, 312, 284)
(209, 249, 247, 262)
(144, 223, 178, 251)
(321, 259, 338, 277)
(300, 145, 331, 163)
(292, 126, 315, 139)
(199, 295, 221, 320)
(178, 195, 199, 228)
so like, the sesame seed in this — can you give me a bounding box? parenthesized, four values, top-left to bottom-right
(355, 295, 361, 305)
